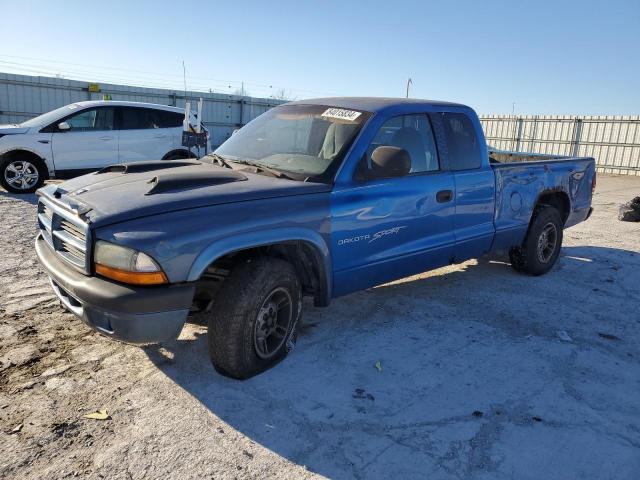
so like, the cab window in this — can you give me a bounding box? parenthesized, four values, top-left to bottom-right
(442, 112, 481, 170)
(365, 114, 439, 174)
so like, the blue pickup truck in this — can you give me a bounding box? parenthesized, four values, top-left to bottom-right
(35, 98, 596, 378)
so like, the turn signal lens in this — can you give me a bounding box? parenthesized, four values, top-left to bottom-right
(95, 263, 168, 285)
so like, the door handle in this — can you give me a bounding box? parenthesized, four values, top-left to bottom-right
(154, 133, 168, 138)
(99, 136, 114, 141)
(436, 190, 454, 203)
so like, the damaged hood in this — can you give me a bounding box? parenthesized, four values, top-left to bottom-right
(37, 160, 331, 227)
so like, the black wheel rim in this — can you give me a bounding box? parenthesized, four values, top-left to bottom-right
(254, 287, 293, 359)
(536, 222, 558, 264)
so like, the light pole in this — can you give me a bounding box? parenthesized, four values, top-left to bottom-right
(406, 78, 413, 98)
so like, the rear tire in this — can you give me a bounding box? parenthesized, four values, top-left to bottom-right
(163, 150, 194, 160)
(0, 155, 47, 193)
(509, 206, 563, 276)
(207, 257, 301, 379)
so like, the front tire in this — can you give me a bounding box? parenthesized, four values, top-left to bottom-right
(509, 206, 563, 275)
(0, 156, 47, 193)
(207, 258, 301, 379)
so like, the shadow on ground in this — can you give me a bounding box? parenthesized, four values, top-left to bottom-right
(0, 190, 39, 206)
(144, 245, 640, 479)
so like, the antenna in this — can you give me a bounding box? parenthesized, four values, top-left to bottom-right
(406, 78, 413, 98)
(182, 60, 188, 102)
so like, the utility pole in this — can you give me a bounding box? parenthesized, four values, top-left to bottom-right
(406, 78, 413, 98)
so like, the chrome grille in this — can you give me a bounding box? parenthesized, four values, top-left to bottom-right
(60, 220, 86, 243)
(60, 239, 85, 264)
(42, 204, 53, 220)
(37, 198, 90, 273)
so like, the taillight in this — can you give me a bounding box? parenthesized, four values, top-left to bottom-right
(592, 171, 597, 194)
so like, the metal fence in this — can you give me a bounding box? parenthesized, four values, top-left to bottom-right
(0, 72, 285, 148)
(480, 115, 640, 176)
(3, 72, 639, 175)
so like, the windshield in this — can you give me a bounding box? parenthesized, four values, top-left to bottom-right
(20, 104, 84, 128)
(215, 104, 370, 180)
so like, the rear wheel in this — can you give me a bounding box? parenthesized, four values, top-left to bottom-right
(207, 257, 301, 379)
(509, 206, 563, 275)
(0, 156, 47, 193)
(163, 150, 194, 160)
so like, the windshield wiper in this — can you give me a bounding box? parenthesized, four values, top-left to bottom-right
(231, 160, 295, 180)
(204, 153, 232, 169)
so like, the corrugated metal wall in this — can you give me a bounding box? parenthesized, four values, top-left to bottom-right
(0, 72, 285, 148)
(481, 115, 640, 176)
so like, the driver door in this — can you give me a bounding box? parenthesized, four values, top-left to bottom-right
(331, 113, 456, 297)
(51, 106, 118, 173)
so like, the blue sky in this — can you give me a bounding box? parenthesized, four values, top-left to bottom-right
(1, 0, 639, 114)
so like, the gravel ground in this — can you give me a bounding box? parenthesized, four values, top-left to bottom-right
(1, 174, 639, 480)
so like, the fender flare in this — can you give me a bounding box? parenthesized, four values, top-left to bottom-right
(186, 227, 333, 302)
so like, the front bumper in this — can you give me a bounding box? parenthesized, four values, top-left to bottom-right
(35, 233, 195, 344)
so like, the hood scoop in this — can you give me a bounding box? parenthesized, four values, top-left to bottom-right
(145, 169, 247, 195)
(97, 161, 201, 175)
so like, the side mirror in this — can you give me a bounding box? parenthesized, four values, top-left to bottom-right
(368, 146, 411, 179)
(57, 122, 71, 131)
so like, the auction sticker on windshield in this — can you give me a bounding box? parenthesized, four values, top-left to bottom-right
(321, 108, 362, 122)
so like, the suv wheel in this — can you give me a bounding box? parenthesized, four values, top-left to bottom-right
(0, 156, 47, 194)
(164, 151, 193, 160)
(207, 257, 301, 379)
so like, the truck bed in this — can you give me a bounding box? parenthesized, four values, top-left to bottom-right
(489, 150, 596, 253)
(489, 148, 571, 164)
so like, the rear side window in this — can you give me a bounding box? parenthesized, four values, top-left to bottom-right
(120, 108, 157, 130)
(158, 111, 184, 128)
(442, 113, 481, 170)
(119, 108, 182, 130)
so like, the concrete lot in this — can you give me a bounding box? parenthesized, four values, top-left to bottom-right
(1, 174, 639, 479)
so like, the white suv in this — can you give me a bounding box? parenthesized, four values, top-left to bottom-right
(0, 101, 209, 193)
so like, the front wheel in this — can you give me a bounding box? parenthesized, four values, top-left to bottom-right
(509, 206, 563, 275)
(207, 258, 301, 379)
(0, 156, 47, 193)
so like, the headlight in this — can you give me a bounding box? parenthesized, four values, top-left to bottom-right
(94, 240, 168, 285)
